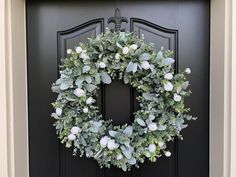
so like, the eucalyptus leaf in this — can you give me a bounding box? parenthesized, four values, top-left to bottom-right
(142, 93, 155, 101)
(123, 126, 133, 137)
(126, 61, 134, 73)
(109, 130, 117, 137)
(128, 157, 137, 165)
(136, 118, 146, 126)
(157, 125, 167, 131)
(84, 84, 97, 92)
(164, 58, 175, 65)
(133, 63, 138, 73)
(139, 53, 151, 61)
(182, 81, 189, 89)
(51, 85, 61, 93)
(101, 71, 112, 84)
(60, 81, 70, 90)
(85, 75, 92, 84)
(75, 76, 84, 87)
(89, 127, 99, 133)
(123, 74, 129, 84)
(82, 65, 90, 73)
(116, 42, 123, 49)
(95, 73, 101, 84)
(122, 146, 134, 159)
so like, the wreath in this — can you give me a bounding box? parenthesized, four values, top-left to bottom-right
(51, 29, 196, 171)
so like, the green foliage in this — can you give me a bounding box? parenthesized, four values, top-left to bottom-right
(51, 29, 195, 171)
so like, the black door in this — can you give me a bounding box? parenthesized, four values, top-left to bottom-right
(27, 1, 209, 177)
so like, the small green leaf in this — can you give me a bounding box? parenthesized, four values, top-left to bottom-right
(136, 118, 146, 126)
(101, 71, 112, 84)
(109, 130, 117, 137)
(84, 84, 97, 92)
(126, 61, 134, 73)
(139, 53, 151, 61)
(164, 58, 175, 65)
(95, 73, 101, 84)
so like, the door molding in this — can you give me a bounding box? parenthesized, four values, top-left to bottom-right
(0, 0, 235, 177)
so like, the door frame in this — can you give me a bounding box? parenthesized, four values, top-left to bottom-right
(0, 0, 235, 177)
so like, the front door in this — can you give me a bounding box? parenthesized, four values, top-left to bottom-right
(26, 1, 209, 177)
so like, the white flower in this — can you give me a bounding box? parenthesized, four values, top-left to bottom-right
(130, 44, 138, 50)
(173, 93, 182, 102)
(148, 144, 156, 153)
(107, 139, 119, 150)
(86, 97, 95, 105)
(100, 136, 110, 148)
(75, 46, 82, 54)
(185, 68, 191, 74)
(148, 123, 158, 131)
(71, 126, 81, 134)
(122, 47, 129, 54)
(164, 81, 174, 91)
(83, 107, 88, 113)
(115, 53, 120, 60)
(67, 49, 72, 54)
(165, 151, 171, 157)
(80, 52, 89, 60)
(158, 141, 165, 147)
(98, 62, 106, 68)
(117, 154, 123, 160)
(164, 73, 173, 80)
(141, 61, 151, 70)
(74, 88, 85, 97)
(68, 134, 76, 141)
(56, 108, 62, 116)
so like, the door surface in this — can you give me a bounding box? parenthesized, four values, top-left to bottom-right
(26, 1, 209, 177)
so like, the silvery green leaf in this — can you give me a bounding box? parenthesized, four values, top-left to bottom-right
(157, 125, 167, 131)
(95, 73, 101, 84)
(109, 130, 117, 137)
(122, 146, 134, 159)
(123, 126, 133, 137)
(82, 65, 90, 73)
(139, 53, 151, 61)
(85, 75, 92, 84)
(116, 42, 123, 49)
(149, 114, 155, 120)
(164, 58, 175, 65)
(121, 165, 127, 172)
(119, 32, 126, 41)
(123, 141, 130, 147)
(89, 127, 99, 133)
(142, 93, 155, 101)
(123, 74, 129, 84)
(84, 84, 97, 92)
(133, 63, 138, 73)
(157, 51, 163, 60)
(98, 53, 103, 59)
(126, 62, 134, 73)
(93, 121, 102, 128)
(182, 81, 189, 89)
(55, 78, 62, 84)
(128, 157, 137, 165)
(79, 136, 87, 146)
(60, 81, 70, 90)
(136, 118, 146, 126)
(75, 76, 84, 87)
(51, 85, 61, 93)
(101, 71, 112, 84)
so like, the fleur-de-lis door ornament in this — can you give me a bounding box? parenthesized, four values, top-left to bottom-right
(108, 8, 128, 31)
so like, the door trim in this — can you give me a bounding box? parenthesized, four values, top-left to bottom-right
(0, 0, 235, 177)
